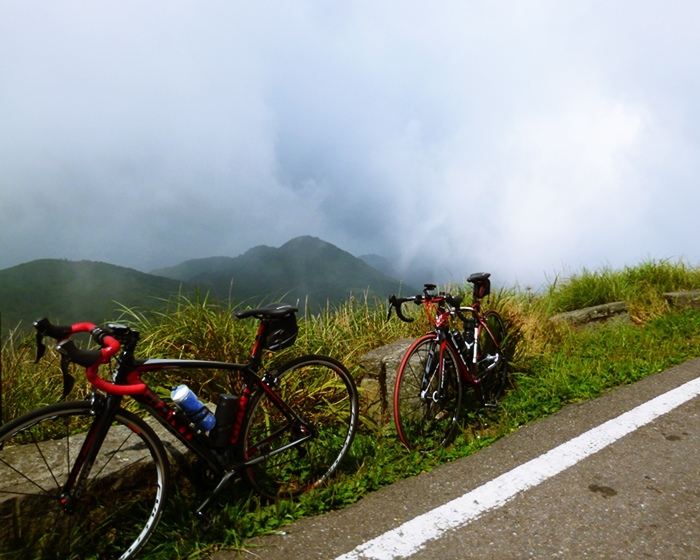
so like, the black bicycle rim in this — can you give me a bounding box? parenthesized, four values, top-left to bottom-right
(0, 401, 169, 560)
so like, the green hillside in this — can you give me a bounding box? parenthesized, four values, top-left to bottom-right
(0, 259, 191, 335)
(152, 236, 416, 310)
(0, 237, 414, 337)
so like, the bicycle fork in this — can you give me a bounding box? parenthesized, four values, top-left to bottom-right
(420, 340, 454, 405)
(419, 341, 439, 403)
(58, 393, 122, 514)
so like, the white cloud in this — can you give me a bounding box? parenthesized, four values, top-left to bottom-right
(2, 1, 700, 288)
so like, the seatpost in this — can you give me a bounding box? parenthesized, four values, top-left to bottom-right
(247, 320, 268, 369)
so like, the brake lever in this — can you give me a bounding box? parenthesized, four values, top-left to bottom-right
(60, 355, 76, 399)
(387, 295, 397, 321)
(34, 327, 76, 399)
(35, 331, 46, 363)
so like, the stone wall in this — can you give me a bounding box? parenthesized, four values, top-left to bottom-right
(663, 290, 700, 310)
(358, 338, 413, 425)
(548, 301, 631, 326)
(548, 289, 700, 326)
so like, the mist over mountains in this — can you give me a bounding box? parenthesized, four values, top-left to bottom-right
(0, 236, 419, 336)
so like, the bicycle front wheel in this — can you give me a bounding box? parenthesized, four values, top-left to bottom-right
(0, 400, 170, 560)
(240, 355, 359, 500)
(476, 310, 508, 406)
(393, 335, 462, 452)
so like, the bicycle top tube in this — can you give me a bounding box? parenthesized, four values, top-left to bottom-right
(33, 319, 254, 398)
(32, 303, 300, 398)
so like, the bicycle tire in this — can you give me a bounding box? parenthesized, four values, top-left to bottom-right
(393, 335, 462, 452)
(476, 310, 508, 406)
(0, 400, 170, 560)
(239, 354, 359, 500)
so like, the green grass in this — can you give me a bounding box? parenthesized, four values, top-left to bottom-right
(541, 258, 700, 317)
(2, 258, 700, 557)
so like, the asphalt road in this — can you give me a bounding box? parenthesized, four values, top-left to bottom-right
(210, 357, 700, 560)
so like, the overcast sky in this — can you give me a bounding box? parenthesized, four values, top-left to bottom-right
(2, 1, 699, 289)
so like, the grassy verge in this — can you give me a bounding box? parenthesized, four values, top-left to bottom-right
(147, 308, 700, 559)
(2, 259, 700, 557)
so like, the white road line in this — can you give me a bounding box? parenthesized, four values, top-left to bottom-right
(335, 375, 700, 560)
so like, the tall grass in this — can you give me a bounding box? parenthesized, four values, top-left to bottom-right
(543, 258, 700, 317)
(2, 259, 700, 557)
(0, 328, 67, 421)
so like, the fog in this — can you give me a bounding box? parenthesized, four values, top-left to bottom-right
(2, 1, 699, 289)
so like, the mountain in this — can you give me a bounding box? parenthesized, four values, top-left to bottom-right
(151, 236, 414, 310)
(0, 259, 192, 336)
(1, 237, 415, 337)
(359, 254, 402, 281)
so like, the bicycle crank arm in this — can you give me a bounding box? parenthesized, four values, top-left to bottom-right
(195, 469, 239, 529)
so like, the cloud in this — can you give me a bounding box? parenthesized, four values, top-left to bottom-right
(492, 95, 648, 272)
(2, 1, 700, 289)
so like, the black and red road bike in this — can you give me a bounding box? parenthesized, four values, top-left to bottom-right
(0, 304, 358, 559)
(387, 272, 508, 452)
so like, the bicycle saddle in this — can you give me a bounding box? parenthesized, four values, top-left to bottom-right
(236, 303, 298, 319)
(467, 272, 491, 283)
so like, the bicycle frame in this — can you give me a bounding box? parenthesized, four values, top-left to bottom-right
(38, 311, 317, 524)
(130, 359, 314, 469)
(415, 293, 503, 390)
(124, 358, 316, 523)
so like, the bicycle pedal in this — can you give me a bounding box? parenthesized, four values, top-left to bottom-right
(197, 510, 216, 531)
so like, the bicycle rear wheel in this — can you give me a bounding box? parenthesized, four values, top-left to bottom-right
(476, 310, 508, 406)
(393, 335, 462, 452)
(239, 355, 358, 500)
(0, 400, 170, 560)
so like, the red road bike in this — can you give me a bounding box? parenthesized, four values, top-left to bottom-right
(388, 273, 508, 452)
(0, 304, 358, 559)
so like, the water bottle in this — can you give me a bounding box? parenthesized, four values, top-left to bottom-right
(171, 385, 217, 432)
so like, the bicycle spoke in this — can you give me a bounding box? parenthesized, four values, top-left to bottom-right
(394, 336, 462, 452)
(0, 402, 169, 560)
(240, 355, 358, 500)
(476, 311, 508, 406)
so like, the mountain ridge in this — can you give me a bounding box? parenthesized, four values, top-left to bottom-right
(0, 259, 194, 335)
(0, 237, 417, 336)
(151, 236, 415, 308)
